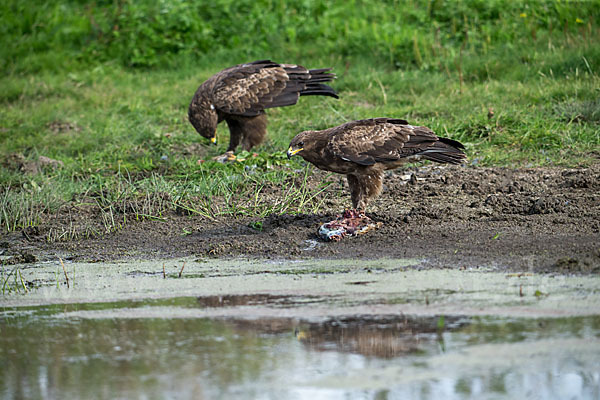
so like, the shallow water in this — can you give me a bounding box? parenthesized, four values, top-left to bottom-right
(2, 258, 600, 399)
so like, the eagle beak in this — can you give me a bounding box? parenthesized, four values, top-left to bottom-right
(287, 146, 303, 159)
(210, 136, 217, 145)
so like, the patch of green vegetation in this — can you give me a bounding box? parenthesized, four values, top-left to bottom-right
(0, 0, 599, 233)
(248, 220, 264, 232)
(1, 266, 34, 294)
(437, 315, 446, 331)
(554, 98, 600, 124)
(3, 0, 599, 72)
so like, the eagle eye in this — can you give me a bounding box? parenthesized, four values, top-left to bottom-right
(298, 141, 304, 147)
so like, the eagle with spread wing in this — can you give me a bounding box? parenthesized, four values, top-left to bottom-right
(188, 60, 338, 161)
(287, 118, 466, 240)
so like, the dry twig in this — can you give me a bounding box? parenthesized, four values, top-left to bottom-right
(59, 257, 70, 288)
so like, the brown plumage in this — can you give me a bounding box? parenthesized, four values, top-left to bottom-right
(188, 60, 338, 153)
(287, 118, 466, 211)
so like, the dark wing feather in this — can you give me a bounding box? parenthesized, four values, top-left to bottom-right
(328, 118, 419, 165)
(210, 61, 337, 117)
(328, 118, 465, 166)
(301, 68, 338, 98)
(211, 62, 288, 116)
(416, 137, 467, 164)
(438, 137, 465, 149)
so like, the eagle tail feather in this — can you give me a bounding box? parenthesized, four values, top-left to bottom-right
(308, 67, 333, 74)
(262, 92, 301, 109)
(307, 69, 336, 83)
(304, 75, 337, 83)
(421, 138, 467, 165)
(438, 136, 465, 149)
(422, 153, 466, 165)
(301, 83, 339, 98)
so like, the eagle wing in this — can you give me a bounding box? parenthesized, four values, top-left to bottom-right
(327, 118, 440, 166)
(210, 60, 307, 117)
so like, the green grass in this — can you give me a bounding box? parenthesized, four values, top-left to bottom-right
(0, 0, 599, 233)
(1, 266, 31, 294)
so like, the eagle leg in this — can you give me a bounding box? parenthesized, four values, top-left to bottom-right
(214, 114, 267, 163)
(225, 118, 244, 152)
(225, 114, 267, 152)
(347, 172, 383, 211)
(240, 113, 267, 151)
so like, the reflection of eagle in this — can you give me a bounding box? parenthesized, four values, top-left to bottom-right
(287, 118, 467, 239)
(188, 60, 338, 159)
(295, 315, 464, 358)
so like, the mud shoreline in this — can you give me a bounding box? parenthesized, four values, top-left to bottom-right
(3, 164, 599, 273)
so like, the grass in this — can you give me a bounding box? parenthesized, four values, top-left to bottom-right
(0, 0, 599, 234)
(1, 266, 30, 294)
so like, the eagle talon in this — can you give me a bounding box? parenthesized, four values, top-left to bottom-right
(212, 151, 237, 163)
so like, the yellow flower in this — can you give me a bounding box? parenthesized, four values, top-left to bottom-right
(576, 18, 584, 24)
(520, 13, 527, 18)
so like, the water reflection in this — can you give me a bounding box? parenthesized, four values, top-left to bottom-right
(196, 293, 327, 308)
(1, 300, 599, 399)
(294, 315, 462, 358)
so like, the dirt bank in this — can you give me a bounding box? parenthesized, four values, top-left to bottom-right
(3, 164, 599, 272)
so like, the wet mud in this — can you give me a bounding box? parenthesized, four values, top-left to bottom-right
(3, 164, 600, 272)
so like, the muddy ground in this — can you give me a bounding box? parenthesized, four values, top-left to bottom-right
(3, 163, 599, 273)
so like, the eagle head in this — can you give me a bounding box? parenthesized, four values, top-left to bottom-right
(287, 130, 313, 159)
(188, 98, 218, 145)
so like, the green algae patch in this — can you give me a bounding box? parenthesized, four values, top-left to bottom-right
(2, 258, 599, 319)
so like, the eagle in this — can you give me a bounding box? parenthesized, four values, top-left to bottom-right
(188, 60, 338, 162)
(287, 118, 467, 240)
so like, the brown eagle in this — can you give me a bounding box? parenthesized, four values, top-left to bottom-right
(188, 60, 338, 161)
(287, 118, 467, 240)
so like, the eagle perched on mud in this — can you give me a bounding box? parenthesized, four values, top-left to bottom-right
(189, 60, 338, 161)
(287, 118, 467, 240)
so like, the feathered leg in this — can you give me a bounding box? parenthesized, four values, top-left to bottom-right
(348, 171, 383, 211)
(240, 113, 267, 151)
(225, 118, 243, 152)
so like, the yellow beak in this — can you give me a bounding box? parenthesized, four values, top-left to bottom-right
(210, 136, 217, 144)
(287, 146, 303, 159)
